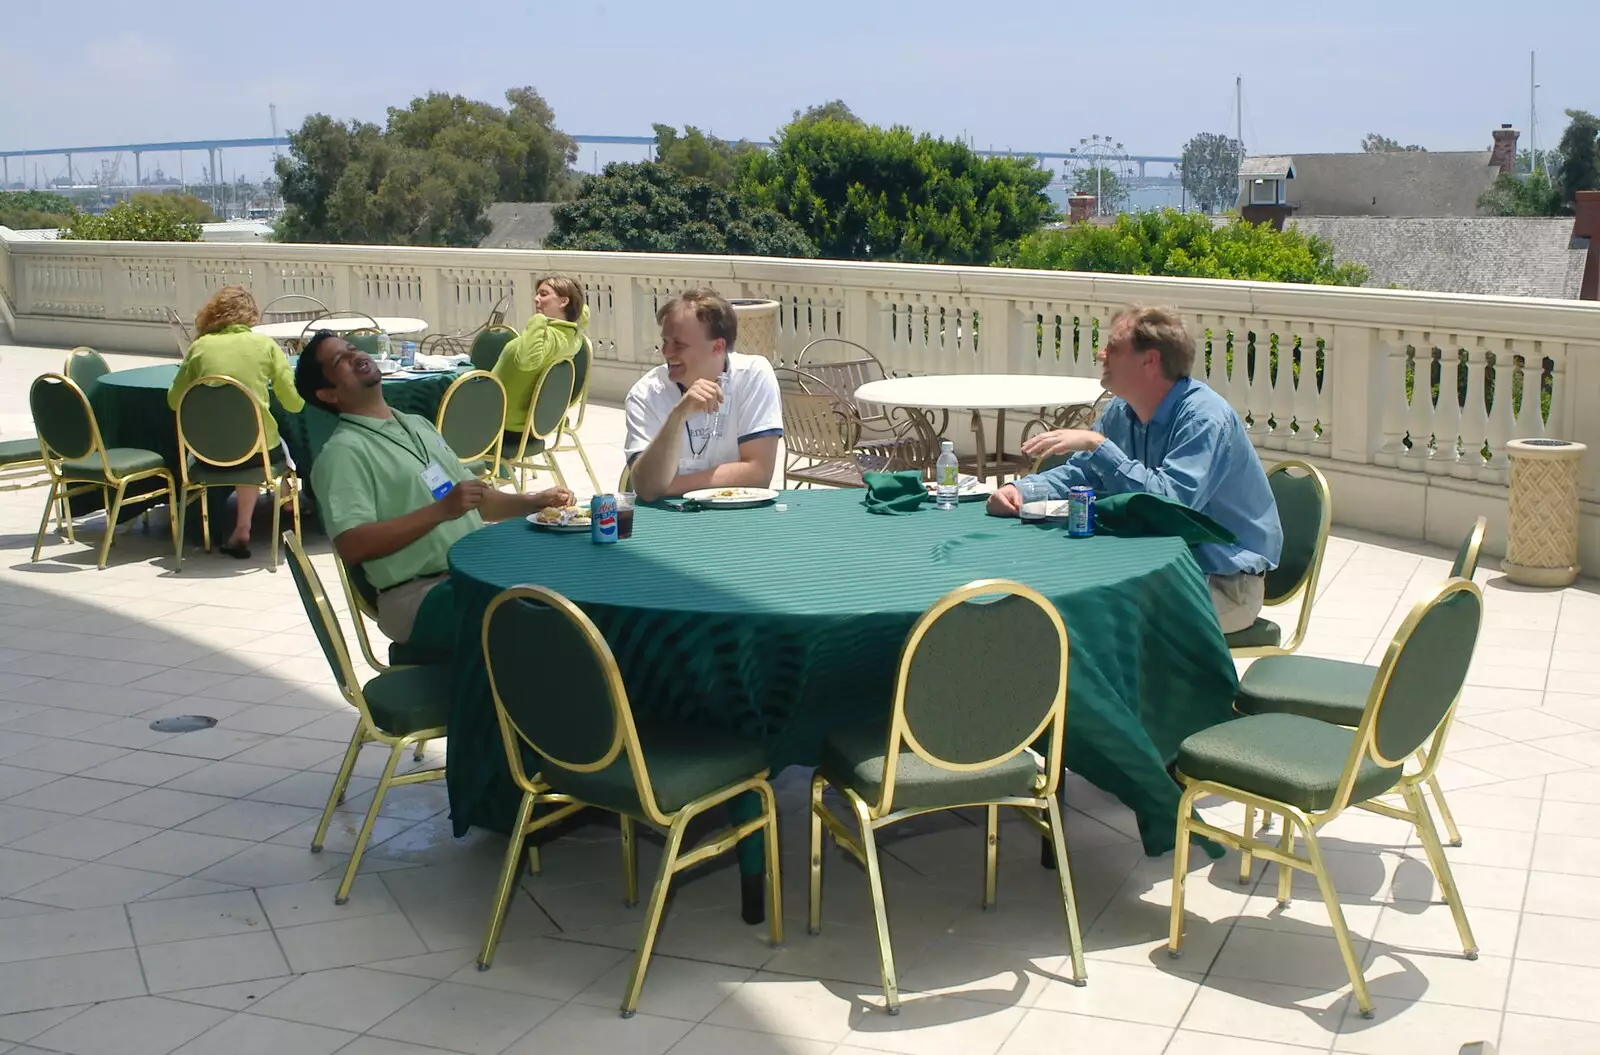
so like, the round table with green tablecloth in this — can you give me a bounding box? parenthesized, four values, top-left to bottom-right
(86, 364, 466, 532)
(444, 489, 1240, 894)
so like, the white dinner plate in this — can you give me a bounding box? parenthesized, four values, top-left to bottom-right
(1019, 500, 1071, 521)
(683, 487, 780, 509)
(526, 510, 592, 533)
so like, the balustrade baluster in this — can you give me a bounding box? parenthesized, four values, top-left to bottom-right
(1454, 338, 1489, 479)
(1402, 335, 1435, 472)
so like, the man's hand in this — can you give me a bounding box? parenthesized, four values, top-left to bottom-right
(532, 487, 573, 509)
(986, 483, 1023, 517)
(1021, 429, 1105, 459)
(436, 480, 489, 520)
(675, 378, 723, 418)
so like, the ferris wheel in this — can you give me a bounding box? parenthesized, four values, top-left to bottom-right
(1065, 135, 1135, 216)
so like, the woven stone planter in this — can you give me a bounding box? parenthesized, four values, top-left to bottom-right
(730, 299, 779, 362)
(1503, 438, 1586, 587)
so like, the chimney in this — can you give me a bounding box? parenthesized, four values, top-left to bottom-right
(1490, 124, 1519, 177)
(1068, 194, 1096, 223)
(1574, 189, 1600, 301)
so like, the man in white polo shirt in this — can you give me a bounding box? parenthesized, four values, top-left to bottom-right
(625, 288, 784, 501)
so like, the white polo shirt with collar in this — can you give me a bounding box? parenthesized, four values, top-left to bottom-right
(622, 351, 784, 476)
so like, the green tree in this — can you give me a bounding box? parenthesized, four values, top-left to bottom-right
(1478, 168, 1563, 216)
(1179, 132, 1243, 214)
(1001, 208, 1366, 286)
(1361, 133, 1426, 152)
(276, 113, 497, 246)
(386, 87, 578, 202)
(275, 87, 577, 246)
(59, 199, 203, 241)
(740, 117, 1054, 264)
(651, 124, 762, 188)
(1070, 166, 1129, 214)
(1555, 109, 1600, 210)
(128, 191, 216, 224)
(0, 190, 75, 230)
(790, 100, 861, 126)
(546, 162, 816, 258)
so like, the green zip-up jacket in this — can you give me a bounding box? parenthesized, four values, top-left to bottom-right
(493, 305, 590, 433)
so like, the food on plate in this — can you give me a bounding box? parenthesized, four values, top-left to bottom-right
(533, 505, 590, 525)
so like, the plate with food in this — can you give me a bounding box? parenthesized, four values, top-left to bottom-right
(682, 487, 780, 509)
(924, 475, 994, 502)
(1019, 499, 1071, 521)
(528, 505, 593, 533)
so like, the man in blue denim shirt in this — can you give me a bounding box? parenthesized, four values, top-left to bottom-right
(987, 306, 1282, 633)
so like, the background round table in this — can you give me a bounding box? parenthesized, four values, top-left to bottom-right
(855, 374, 1106, 484)
(88, 363, 464, 532)
(444, 488, 1238, 865)
(251, 316, 429, 341)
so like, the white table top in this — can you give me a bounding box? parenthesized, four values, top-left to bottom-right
(854, 374, 1105, 411)
(251, 316, 428, 340)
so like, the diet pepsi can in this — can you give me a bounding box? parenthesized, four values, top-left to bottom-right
(1066, 487, 1096, 538)
(590, 494, 619, 544)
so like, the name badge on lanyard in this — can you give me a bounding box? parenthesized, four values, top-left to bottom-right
(420, 464, 454, 500)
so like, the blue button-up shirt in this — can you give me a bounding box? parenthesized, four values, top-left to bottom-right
(1013, 378, 1282, 576)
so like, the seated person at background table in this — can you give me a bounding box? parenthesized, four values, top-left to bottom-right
(494, 273, 591, 451)
(624, 289, 783, 502)
(166, 284, 304, 560)
(986, 305, 1282, 634)
(295, 332, 570, 653)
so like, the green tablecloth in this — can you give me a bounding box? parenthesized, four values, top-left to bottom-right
(86, 364, 462, 531)
(445, 489, 1240, 858)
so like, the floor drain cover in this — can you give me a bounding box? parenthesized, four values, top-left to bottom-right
(149, 715, 218, 733)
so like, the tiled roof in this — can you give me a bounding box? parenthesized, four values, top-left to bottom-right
(1275, 151, 1501, 217)
(1289, 216, 1586, 299)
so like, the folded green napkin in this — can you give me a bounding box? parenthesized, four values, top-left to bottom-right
(862, 470, 930, 515)
(1093, 492, 1237, 546)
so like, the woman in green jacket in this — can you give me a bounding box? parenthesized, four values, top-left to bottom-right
(494, 274, 589, 455)
(166, 285, 304, 559)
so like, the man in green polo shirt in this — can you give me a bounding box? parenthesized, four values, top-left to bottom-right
(295, 332, 570, 653)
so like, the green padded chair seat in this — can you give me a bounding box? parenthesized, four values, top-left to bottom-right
(538, 724, 768, 817)
(186, 453, 289, 487)
(1177, 712, 1399, 812)
(819, 722, 1042, 813)
(0, 438, 43, 465)
(60, 448, 166, 481)
(361, 663, 453, 736)
(388, 641, 453, 667)
(1236, 655, 1376, 727)
(1225, 617, 1283, 650)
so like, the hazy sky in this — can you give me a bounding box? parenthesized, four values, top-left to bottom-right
(2, 0, 1595, 183)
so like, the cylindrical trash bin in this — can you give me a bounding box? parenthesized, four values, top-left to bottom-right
(1503, 438, 1586, 587)
(729, 298, 779, 362)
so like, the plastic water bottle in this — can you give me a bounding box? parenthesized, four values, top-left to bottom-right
(710, 370, 732, 438)
(935, 441, 960, 510)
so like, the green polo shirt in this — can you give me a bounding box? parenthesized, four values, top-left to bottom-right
(312, 411, 481, 590)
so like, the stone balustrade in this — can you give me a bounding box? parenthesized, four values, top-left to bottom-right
(4, 228, 1599, 569)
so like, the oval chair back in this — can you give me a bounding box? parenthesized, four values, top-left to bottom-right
(568, 336, 592, 412)
(29, 374, 99, 464)
(260, 294, 329, 324)
(64, 348, 110, 398)
(283, 533, 367, 714)
(482, 586, 665, 813)
(877, 579, 1068, 816)
(470, 326, 517, 372)
(435, 370, 507, 472)
(176, 377, 268, 472)
(1263, 460, 1331, 605)
(342, 331, 384, 357)
(527, 358, 576, 444)
(1333, 579, 1483, 816)
(163, 308, 193, 357)
(1451, 516, 1488, 580)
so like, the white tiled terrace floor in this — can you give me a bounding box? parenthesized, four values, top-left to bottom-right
(0, 341, 1596, 1055)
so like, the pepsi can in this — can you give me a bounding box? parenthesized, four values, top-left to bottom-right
(590, 494, 619, 544)
(1066, 487, 1096, 538)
